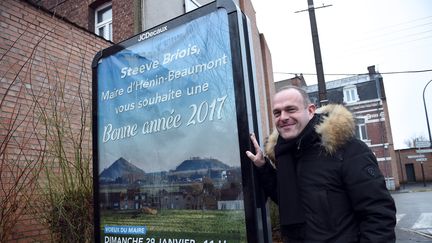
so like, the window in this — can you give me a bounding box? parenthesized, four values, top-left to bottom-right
(343, 85, 359, 103)
(355, 118, 368, 141)
(95, 3, 112, 41)
(185, 0, 201, 12)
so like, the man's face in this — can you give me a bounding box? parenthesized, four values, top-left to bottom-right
(272, 89, 316, 140)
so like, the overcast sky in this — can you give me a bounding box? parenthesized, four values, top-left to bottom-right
(250, 0, 432, 149)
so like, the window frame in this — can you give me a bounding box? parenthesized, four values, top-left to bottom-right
(343, 85, 359, 103)
(95, 2, 113, 41)
(355, 117, 369, 141)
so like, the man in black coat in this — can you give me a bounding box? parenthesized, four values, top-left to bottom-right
(246, 86, 396, 242)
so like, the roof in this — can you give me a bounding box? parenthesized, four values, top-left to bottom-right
(304, 73, 382, 92)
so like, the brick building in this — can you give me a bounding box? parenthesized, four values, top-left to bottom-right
(396, 148, 432, 184)
(1, 0, 274, 241)
(275, 66, 400, 190)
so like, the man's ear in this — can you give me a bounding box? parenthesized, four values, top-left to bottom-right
(307, 104, 316, 117)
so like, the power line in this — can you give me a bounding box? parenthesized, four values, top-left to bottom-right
(274, 68, 432, 76)
(322, 14, 432, 56)
(338, 29, 432, 55)
(342, 19, 432, 45)
(358, 15, 432, 35)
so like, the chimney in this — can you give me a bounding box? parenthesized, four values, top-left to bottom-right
(367, 65, 376, 75)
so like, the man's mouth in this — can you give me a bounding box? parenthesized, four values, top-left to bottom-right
(279, 122, 295, 129)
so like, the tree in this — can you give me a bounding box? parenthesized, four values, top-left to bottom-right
(34, 66, 94, 242)
(0, 29, 48, 242)
(403, 135, 429, 148)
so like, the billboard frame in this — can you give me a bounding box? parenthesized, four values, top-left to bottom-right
(91, 0, 269, 242)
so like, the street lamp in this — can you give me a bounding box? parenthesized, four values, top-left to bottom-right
(423, 79, 432, 148)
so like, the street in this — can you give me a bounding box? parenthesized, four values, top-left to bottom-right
(392, 189, 432, 242)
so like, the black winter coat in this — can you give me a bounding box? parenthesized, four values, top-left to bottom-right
(258, 104, 396, 243)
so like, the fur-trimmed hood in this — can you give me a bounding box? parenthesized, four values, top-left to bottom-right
(264, 104, 355, 162)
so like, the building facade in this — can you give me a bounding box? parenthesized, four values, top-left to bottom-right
(395, 148, 432, 184)
(275, 66, 400, 190)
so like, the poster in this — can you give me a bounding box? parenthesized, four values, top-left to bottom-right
(94, 7, 249, 243)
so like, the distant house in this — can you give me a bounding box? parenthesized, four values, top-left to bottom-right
(161, 191, 187, 210)
(120, 188, 146, 210)
(395, 148, 432, 184)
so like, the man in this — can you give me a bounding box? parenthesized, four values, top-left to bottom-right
(246, 86, 396, 242)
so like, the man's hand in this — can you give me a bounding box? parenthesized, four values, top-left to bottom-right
(245, 133, 266, 167)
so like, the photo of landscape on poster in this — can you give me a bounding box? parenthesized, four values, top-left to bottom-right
(96, 8, 247, 243)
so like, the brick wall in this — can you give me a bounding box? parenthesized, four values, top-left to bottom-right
(367, 121, 388, 144)
(0, 0, 110, 241)
(32, 0, 95, 29)
(396, 149, 432, 183)
(32, 0, 138, 43)
(112, 0, 136, 42)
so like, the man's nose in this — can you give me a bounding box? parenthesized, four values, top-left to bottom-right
(280, 110, 290, 120)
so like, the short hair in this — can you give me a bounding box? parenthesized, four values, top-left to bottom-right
(276, 85, 312, 108)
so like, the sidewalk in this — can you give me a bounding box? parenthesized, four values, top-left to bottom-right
(391, 183, 432, 194)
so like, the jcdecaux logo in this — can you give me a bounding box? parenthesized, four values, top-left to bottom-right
(138, 26, 168, 42)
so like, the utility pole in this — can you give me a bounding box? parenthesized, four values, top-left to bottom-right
(423, 79, 432, 148)
(295, 0, 332, 106)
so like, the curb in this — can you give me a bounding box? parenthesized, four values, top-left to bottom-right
(390, 185, 432, 194)
(400, 228, 432, 239)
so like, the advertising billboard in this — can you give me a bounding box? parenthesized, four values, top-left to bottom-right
(92, 1, 266, 242)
